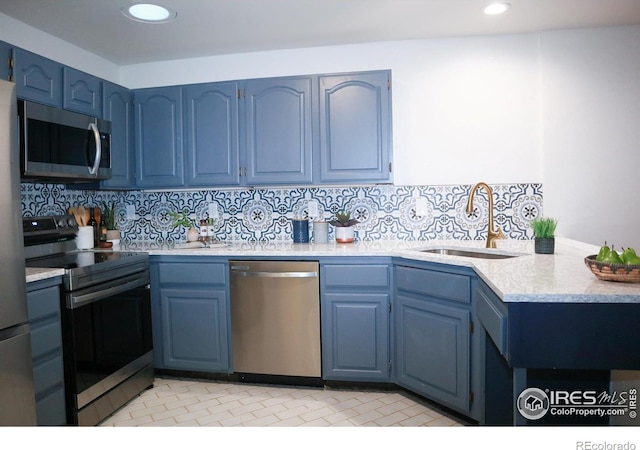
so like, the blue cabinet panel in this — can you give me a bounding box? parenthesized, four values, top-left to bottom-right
(318, 71, 392, 183)
(395, 293, 470, 412)
(323, 293, 390, 381)
(27, 279, 66, 426)
(134, 86, 184, 188)
(394, 261, 476, 417)
(321, 260, 391, 381)
(322, 264, 390, 288)
(160, 288, 229, 372)
(63, 67, 102, 116)
(150, 258, 231, 373)
(12, 48, 63, 107)
(0, 41, 11, 81)
(184, 82, 240, 186)
(102, 81, 135, 189)
(243, 76, 313, 185)
(395, 265, 471, 304)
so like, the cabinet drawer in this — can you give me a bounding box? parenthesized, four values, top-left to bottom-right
(32, 355, 64, 395)
(158, 262, 226, 285)
(395, 266, 470, 304)
(323, 264, 390, 288)
(27, 286, 60, 321)
(30, 321, 62, 360)
(476, 284, 507, 355)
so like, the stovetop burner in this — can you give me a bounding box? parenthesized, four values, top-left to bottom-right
(23, 214, 149, 292)
(25, 250, 147, 270)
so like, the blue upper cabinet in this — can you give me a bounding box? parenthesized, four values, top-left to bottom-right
(134, 86, 184, 188)
(63, 67, 102, 117)
(183, 82, 240, 186)
(102, 81, 135, 189)
(317, 71, 393, 184)
(242, 76, 313, 185)
(0, 41, 11, 81)
(12, 47, 63, 107)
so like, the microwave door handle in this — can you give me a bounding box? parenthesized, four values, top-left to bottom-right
(88, 122, 101, 176)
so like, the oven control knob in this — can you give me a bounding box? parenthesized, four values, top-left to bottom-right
(57, 218, 67, 228)
(67, 217, 76, 227)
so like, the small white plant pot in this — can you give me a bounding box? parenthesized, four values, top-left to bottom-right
(335, 226, 355, 243)
(106, 229, 121, 241)
(187, 227, 199, 242)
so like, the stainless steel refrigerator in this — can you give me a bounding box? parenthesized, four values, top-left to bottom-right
(0, 79, 37, 425)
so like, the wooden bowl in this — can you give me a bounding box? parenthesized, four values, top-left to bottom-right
(584, 255, 640, 283)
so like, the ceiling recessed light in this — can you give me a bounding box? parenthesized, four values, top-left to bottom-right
(483, 3, 511, 16)
(121, 3, 177, 23)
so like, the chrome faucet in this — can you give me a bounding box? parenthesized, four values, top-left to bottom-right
(466, 182, 505, 248)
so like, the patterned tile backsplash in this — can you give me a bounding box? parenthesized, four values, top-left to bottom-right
(21, 183, 543, 244)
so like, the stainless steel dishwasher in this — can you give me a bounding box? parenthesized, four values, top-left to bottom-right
(229, 261, 321, 378)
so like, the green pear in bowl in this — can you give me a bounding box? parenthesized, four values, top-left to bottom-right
(621, 247, 640, 265)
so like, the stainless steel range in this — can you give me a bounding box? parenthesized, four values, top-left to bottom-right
(24, 214, 153, 426)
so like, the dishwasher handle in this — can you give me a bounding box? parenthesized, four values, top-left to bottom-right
(230, 266, 318, 278)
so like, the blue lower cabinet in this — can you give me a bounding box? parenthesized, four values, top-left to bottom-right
(394, 262, 478, 418)
(320, 260, 391, 382)
(150, 258, 231, 373)
(27, 278, 67, 426)
(159, 288, 229, 372)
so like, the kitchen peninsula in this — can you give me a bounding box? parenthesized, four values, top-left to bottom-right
(25, 237, 640, 426)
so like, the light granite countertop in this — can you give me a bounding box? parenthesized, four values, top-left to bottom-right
(26, 238, 640, 304)
(25, 267, 65, 284)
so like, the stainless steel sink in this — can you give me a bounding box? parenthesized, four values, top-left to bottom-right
(419, 248, 519, 259)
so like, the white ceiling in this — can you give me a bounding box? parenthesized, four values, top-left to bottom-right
(1, 0, 640, 66)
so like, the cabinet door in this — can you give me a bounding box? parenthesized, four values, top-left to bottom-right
(0, 41, 11, 81)
(63, 67, 102, 116)
(395, 293, 470, 413)
(318, 71, 392, 183)
(27, 282, 66, 426)
(134, 86, 184, 188)
(323, 293, 390, 381)
(102, 81, 135, 189)
(242, 76, 313, 185)
(184, 82, 240, 186)
(159, 288, 230, 372)
(12, 48, 63, 107)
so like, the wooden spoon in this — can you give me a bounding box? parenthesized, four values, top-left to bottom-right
(68, 206, 83, 226)
(77, 206, 89, 227)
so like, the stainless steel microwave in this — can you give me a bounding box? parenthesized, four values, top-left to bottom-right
(18, 100, 111, 182)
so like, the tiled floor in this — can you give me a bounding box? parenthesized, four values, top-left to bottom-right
(100, 377, 470, 427)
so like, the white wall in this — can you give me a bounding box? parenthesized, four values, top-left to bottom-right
(3, 11, 639, 248)
(0, 13, 119, 83)
(541, 26, 640, 249)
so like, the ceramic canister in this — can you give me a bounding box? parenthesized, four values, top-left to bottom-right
(292, 219, 309, 243)
(313, 221, 328, 244)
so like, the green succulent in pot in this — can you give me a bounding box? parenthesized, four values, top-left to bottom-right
(168, 210, 195, 229)
(530, 216, 558, 254)
(329, 210, 359, 227)
(102, 201, 118, 230)
(329, 210, 359, 243)
(530, 217, 558, 239)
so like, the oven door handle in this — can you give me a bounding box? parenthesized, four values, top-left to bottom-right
(67, 271, 150, 309)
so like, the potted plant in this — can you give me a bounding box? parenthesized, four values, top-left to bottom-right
(530, 217, 558, 254)
(102, 201, 121, 242)
(329, 210, 359, 243)
(169, 210, 199, 242)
